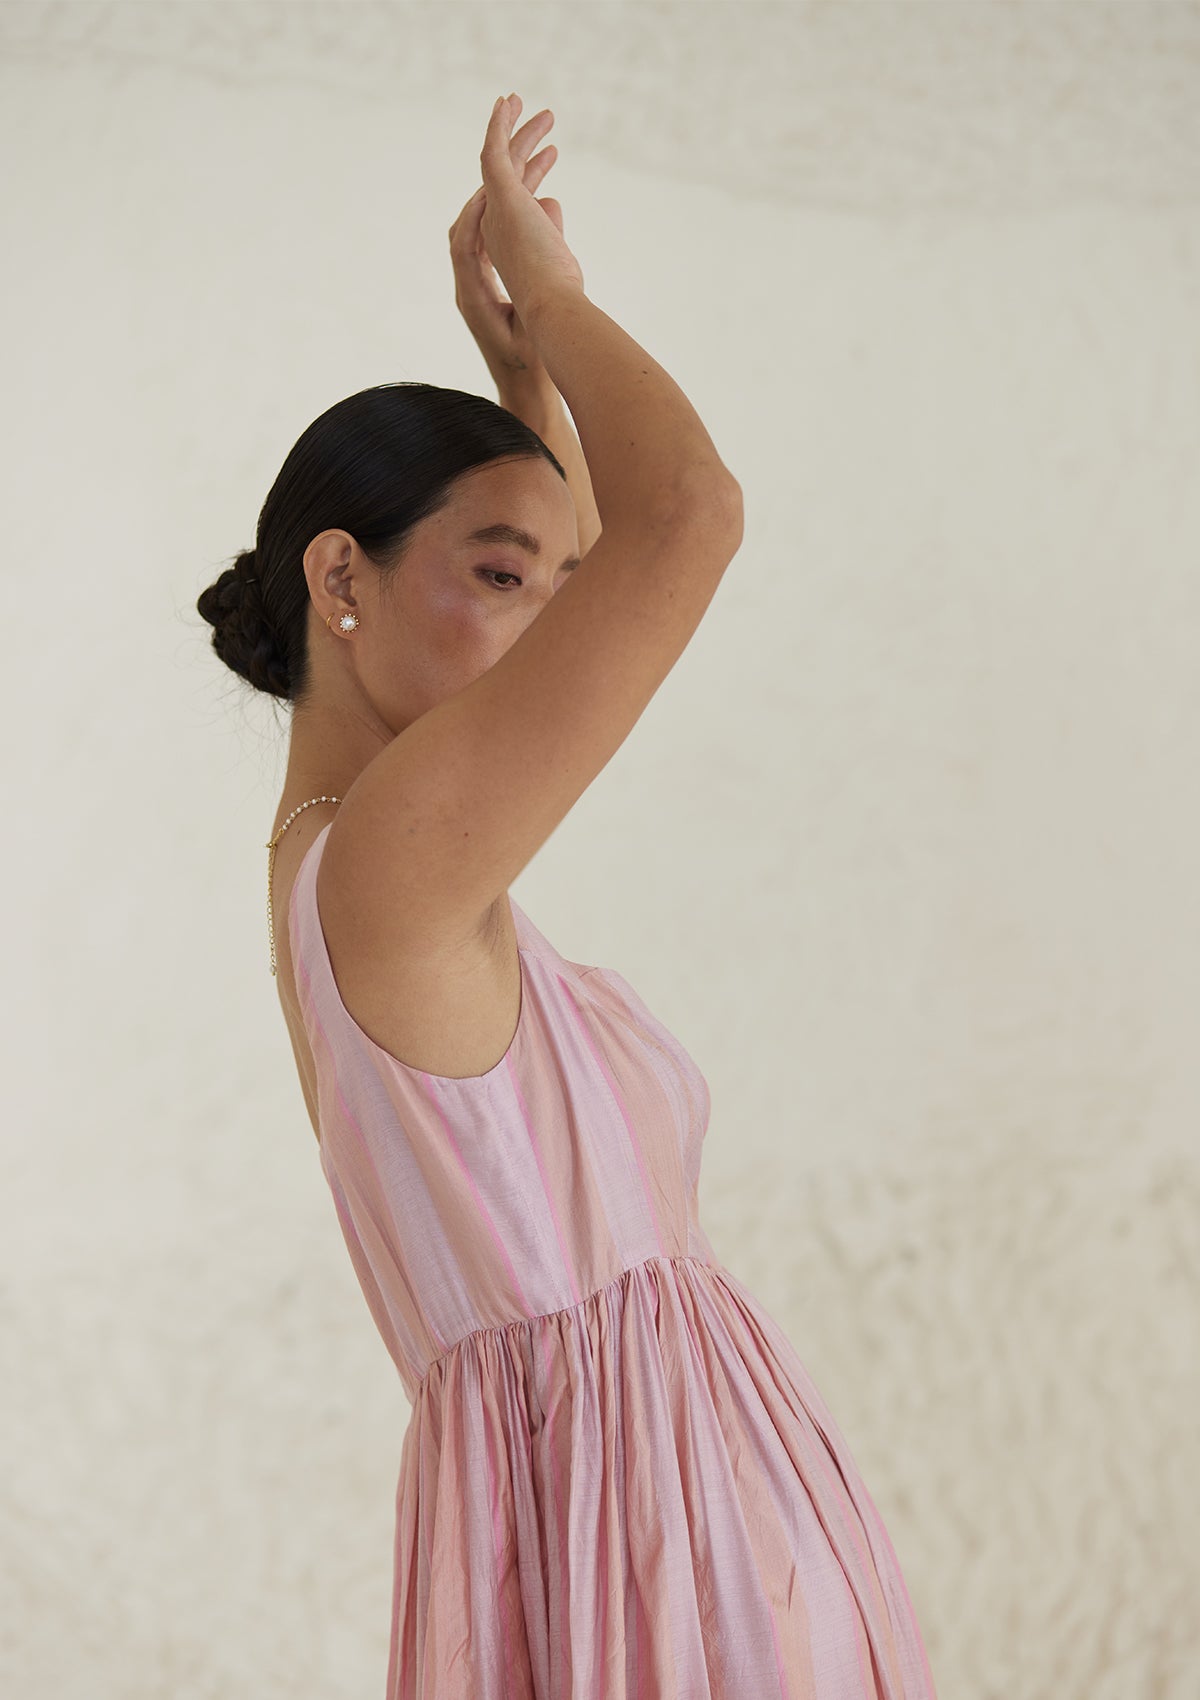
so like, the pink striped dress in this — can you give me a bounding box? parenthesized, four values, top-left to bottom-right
(289, 820, 938, 1700)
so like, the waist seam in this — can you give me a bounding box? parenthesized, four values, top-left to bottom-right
(414, 1252, 720, 1396)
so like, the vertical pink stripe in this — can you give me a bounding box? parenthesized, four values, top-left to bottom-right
(852, 1590, 878, 1699)
(554, 1338, 570, 1694)
(807, 1438, 890, 1626)
(597, 1472, 610, 1696)
(387, 1473, 406, 1700)
(503, 1046, 584, 1308)
(532, 1318, 568, 1697)
(295, 947, 449, 1357)
(853, 1479, 939, 1698)
(717, 1264, 890, 1624)
(557, 972, 669, 1257)
(483, 1388, 517, 1700)
(765, 1597, 792, 1700)
(418, 1082, 535, 1317)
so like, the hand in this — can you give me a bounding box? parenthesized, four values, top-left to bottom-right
(449, 94, 585, 388)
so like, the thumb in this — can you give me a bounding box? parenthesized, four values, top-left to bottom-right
(537, 197, 564, 235)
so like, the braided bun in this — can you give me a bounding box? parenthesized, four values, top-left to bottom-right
(196, 548, 290, 699)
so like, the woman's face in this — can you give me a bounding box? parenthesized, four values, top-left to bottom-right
(306, 454, 582, 738)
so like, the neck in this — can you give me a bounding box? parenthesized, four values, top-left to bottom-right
(279, 697, 392, 829)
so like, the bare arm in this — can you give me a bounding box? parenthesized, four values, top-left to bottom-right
(497, 368, 603, 557)
(326, 101, 743, 961)
(460, 96, 739, 530)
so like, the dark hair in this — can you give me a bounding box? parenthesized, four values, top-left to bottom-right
(197, 381, 565, 703)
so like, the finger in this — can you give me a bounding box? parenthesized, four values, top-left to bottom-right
(521, 144, 557, 195)
(481, 92, 521, 171)
(509, 107, 554, 168)
(537, 197, 564, 236)
(457, 213, 498, 295)
(448, 202, 492, 291)
(459, 253, 506, 316)
(448, 185, 487, 252)
(448, 183, 485, 234)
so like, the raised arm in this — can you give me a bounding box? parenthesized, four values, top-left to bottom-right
(495, 369, 603, 559)
(324, 94, 741, 959)
(448, 97, 616, 560)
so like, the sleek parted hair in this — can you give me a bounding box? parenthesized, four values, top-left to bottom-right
(197, 380, 565, 703)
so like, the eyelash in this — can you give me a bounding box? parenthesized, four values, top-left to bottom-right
(480, 569, 522, 589)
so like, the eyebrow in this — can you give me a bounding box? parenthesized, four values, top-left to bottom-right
(466, 523, 581, 570)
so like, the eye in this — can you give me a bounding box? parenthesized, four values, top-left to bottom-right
(479, 568, 522, 589)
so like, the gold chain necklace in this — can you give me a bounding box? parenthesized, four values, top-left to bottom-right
(265, 795, 342, 977)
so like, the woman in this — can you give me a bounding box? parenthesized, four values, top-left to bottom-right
(198, 93, 938, 1700)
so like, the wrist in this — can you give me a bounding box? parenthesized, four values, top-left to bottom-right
(495, 363, 560, 422)
(518, 278, 588, 329)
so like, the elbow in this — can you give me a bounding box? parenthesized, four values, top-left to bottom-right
(671, 466, 744, 545)
(715, 474, 744, 536)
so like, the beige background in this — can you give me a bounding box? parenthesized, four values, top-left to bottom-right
(3, 2, 1198, 1695)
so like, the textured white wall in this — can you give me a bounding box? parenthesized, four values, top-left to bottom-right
(3, 2, 1198, 1696)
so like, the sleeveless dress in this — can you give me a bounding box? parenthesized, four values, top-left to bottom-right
(288, 820, 939, 1700)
